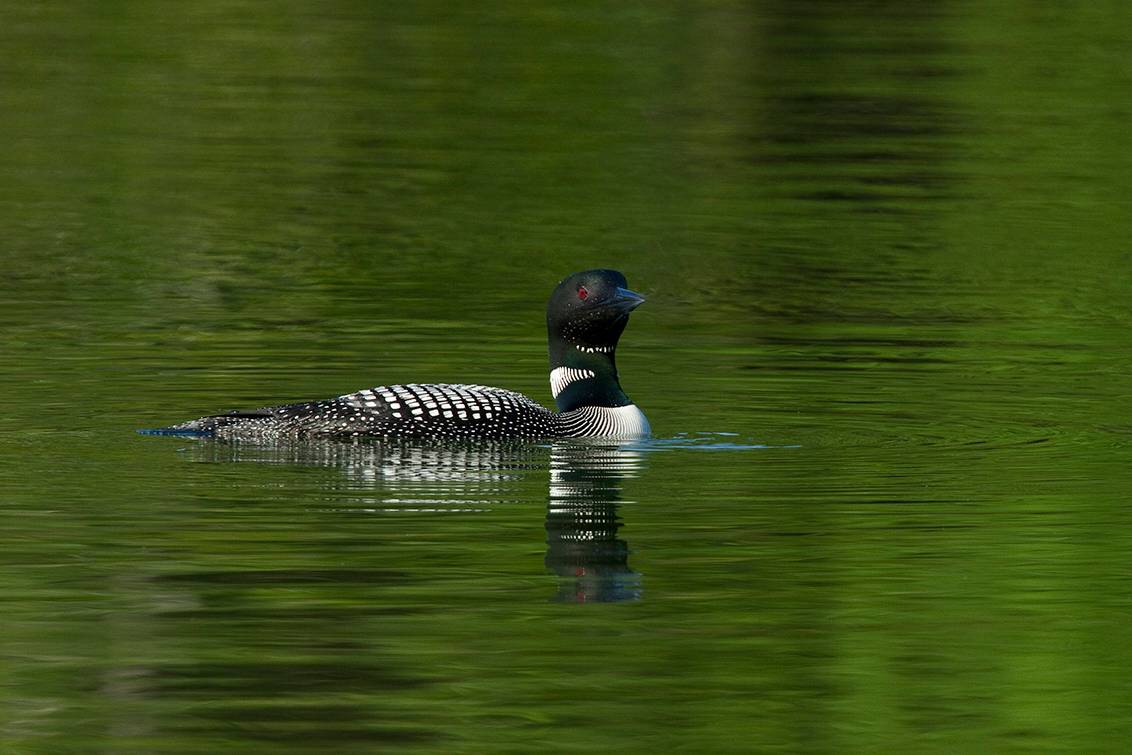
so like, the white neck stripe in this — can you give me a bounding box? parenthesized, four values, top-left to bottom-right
(550, 366, 596, 399)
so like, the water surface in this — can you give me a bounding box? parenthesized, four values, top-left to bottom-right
(3, 1, 1132, 751)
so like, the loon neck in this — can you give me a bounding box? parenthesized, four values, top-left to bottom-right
(548, 340, 631, 412)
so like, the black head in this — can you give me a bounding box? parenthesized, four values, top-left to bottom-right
(546, 269, 645, 411)
(546, 269, 645, 351)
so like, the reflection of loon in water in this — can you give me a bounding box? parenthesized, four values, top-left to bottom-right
(190, 438, 644, 601)
(546, 442, 642, 603)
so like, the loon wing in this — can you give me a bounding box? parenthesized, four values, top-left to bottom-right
(219, 409, 277, 419)
(144, 383, 558, 440)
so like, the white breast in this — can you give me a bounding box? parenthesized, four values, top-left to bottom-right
(556, 404, 651, 439)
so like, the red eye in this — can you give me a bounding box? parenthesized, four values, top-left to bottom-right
(577, 286, 589, 301)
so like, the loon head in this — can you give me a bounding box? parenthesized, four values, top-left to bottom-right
(546, 269, 645, 412)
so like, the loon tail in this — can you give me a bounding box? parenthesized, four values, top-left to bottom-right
(136, 427, 215, 437)
(138, 409, 277, 438)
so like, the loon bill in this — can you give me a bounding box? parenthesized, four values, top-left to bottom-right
(142, 269, 650, 441)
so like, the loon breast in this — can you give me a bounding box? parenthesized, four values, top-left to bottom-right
(556, 404, 650, 439)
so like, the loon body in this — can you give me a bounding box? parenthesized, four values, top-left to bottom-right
(145, 270, 650, 441)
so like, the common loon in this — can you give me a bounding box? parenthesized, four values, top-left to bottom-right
(143, 269, 651, 441)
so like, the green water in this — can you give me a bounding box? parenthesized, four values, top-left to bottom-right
(3, 1, 1132, 751)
